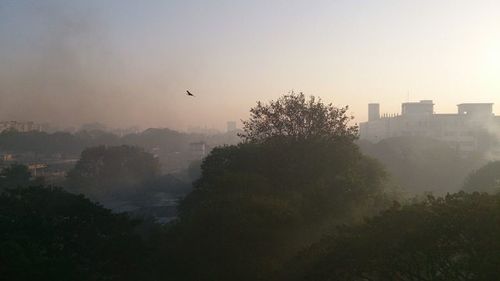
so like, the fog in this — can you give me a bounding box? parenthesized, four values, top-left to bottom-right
(3, 2, 500, 280)
(0, 1, 232, 130)
(1, 1, 499, 130)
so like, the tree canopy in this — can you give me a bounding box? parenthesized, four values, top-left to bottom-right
(0, 186, 152, 281)
(292, 192, 500, 281)
(0, 164, 33, 191)
(240, 92, 358, 143)
(463, 161, 500, 193)
(166, 93, 390, 281)
(66, 145, 160, 200)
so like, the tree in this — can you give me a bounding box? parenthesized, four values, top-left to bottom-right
(293, 192, 500, 281)
(0, 186, 153, 281)
(0, 164, 32, 191)
(66, 145, 160, 200)
(463, 161, 500, 193)
(239, 92, 358, 143)
(167, 93, 390, 281)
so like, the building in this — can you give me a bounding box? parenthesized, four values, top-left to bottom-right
(0, 121, 42, 133)
(360, 100, 500, 154)
(188, 142, 207, 161)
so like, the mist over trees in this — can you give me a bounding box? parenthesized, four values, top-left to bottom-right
(65, 145, 192, 214)
(164, 93, 393, 281)
(292, 192, 500, 281)
(4, 93, 500, 281)
(463, 161, 500, 193)
(0, 128, 240, 172)
(66, 145, 161, 200)
(358, 137, 485, 195)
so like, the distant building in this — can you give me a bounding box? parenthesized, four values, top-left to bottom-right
(226, 121, 237, 132)
(360, 100, 500, 154)
(2, 154, 15, 161)
(189, 142, 207, 161)
(187, 126, 221, 135)
(0, 121, 42, 133)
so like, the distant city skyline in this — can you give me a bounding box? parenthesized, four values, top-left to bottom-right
(1, 0, 499, 130)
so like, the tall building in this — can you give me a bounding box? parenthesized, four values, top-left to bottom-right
(360, 100, 500, 154)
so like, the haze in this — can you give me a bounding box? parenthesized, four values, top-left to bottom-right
(1, 0, 499, 130)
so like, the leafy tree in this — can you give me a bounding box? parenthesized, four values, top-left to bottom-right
(0, 186, 153, 281)
(293, 192, 500, 281)
(0, 164, 32, 191)
(187, 159, 202, 181)
(240, 92, 358, 143)
(463, 161, 500, 193)
(167, 93, 390, 281)
(66, 145, 160, 200)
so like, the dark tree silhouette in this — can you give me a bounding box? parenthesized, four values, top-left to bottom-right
(0, 164, 37, 192)
(166, 93, 390, 281)
(294, 192, 500, 281)
(66, 145, 160, 200)
(0, 186, 151, 281)
(239, 92, 357, 143)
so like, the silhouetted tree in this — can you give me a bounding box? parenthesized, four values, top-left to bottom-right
(66, 145, 160, 200)
(293, 192, 500, 281)
(0, 186, 153, 281)
(0, 164, 32, 191)
(166, 93, 390, 281)
(240, 92, 358, 143)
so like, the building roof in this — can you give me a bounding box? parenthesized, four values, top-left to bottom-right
(457, 103, 494, 106)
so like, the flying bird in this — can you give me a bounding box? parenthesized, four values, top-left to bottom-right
(186, 90, 195, 97)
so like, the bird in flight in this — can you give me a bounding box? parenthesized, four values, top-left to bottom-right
(186, 90, 195, 97)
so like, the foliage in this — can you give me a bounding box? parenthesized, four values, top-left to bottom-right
(463, 161, 500, 193)
(66, 145, 160, 200)
(240, 92, 358, 143)
(0, 186, 153, 281)
(167, 94, 390, 281)
(294, 192, 500, 281)
(0, 164, 33, 191)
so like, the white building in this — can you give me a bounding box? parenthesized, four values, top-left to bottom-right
(360, 100, 500, 154)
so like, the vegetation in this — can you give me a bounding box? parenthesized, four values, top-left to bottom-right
(240, 92, 357, 143)
(293, 192, 500, 281)
(0, 127, 239, 157)
(65, 145, 192, 212)
(165, 93, 391, 281)
(0, 164, 34, 191)
(3, 94, 500, 281)
(66, 145, 161, 200)
(0, 186, 153, 281)
(463, 161, 500, 193)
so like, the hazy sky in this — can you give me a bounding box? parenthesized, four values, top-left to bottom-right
(1, 0, 499, 130)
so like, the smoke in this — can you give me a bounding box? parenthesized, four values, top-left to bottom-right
(478, 117, 500, 161)
(0, 1, 183, 129)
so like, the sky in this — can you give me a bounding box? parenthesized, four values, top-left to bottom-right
(0, 0, 499, 131)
